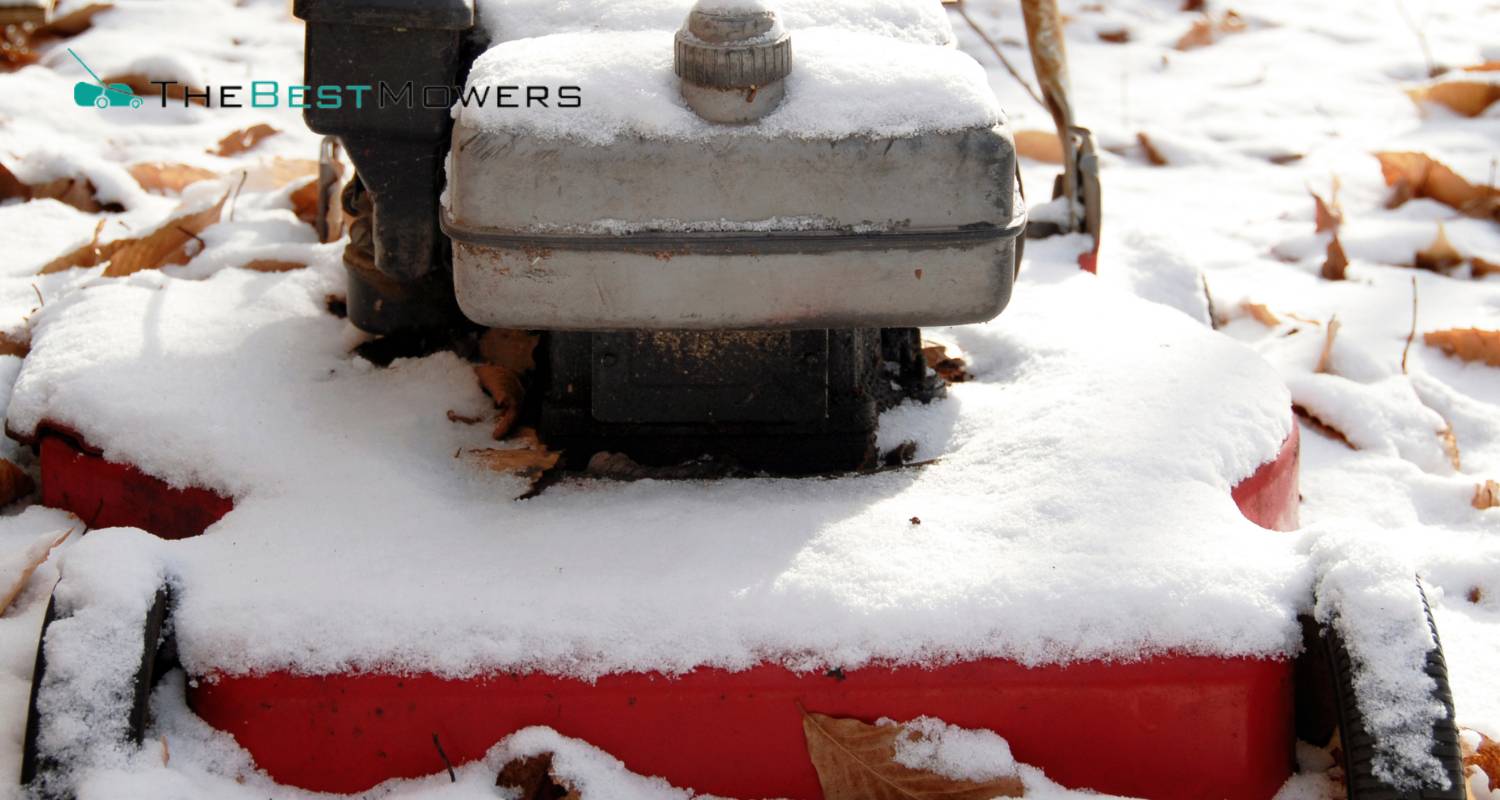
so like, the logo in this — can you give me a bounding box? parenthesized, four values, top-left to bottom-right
(68, 49, 143, 109)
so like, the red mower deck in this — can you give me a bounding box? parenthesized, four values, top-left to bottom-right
(34, 422, 1301, 798)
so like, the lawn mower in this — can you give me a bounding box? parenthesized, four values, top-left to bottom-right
(16, 1, 1466, 798)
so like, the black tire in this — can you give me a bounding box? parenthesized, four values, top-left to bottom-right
(1298, 584, 1467, 799)
(21, 586, 176, 794)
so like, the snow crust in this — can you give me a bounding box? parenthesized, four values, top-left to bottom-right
(477, 0, 955, 47)
(7, 250, 1302, 681)
(461, 28, 1001, 144)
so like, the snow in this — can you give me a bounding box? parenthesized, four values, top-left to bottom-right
(477, 0, 956, 47)
(0, 0, 1494, 796)
(461, 28, 1001, 145)
(6, 251, 1301, 681)
(884, 715, 1017, 782)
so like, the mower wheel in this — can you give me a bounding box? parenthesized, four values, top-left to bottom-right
(1302, 585, 1467, 799)
(20, 585, 177, 792)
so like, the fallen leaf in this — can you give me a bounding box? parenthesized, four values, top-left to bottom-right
(1468, 733, 1500, 787)
(1180, 0, 1205, 9)
(464, 446, 561, 476)
(1470, 587, 1485, 603)
(1321, 233, 1349, 280)
(476, 365, 525, 440)
(1475, 481, 1500, 510)
(1311, 180, 1342, 233)
(0, 39, 40, 72)
(1137, 132, 1168, 166)
(1315, 316, 1340, 374)
(922, 343, 972, 383)
(801, 711, 1025, 800)
(212, 124, 280, 157)
(1415, 223, 1464, 272)
(1407, 81, 1500, 117)
(102, 193, 228, 277)
(1463, 62, 1500, 73)
(1472, 256, 1500, 278)
(1424, 328, 1500, 367)
(0, 162, 29, 201)
(100, 73, 207, 106)
(0, 163, 109, 212)
(38, 219, 118, 274)
(1013, 130, 1064, 164)
(129, 162, 218, 194)
(1439, 425, 1461, 470)
(1375, 152, 1500, 222)
(479, 328, 539, 374)
(1241, 302, 1280, 326)
(1097, 28, 1130, 43)
(0, 330, 29, 358)
(28, 175, 106, 212)
(1175, 10, 1246, 50)
(0, 527, 69, 616)
(240, 259, 304, 273)
(32, 3, 112, 38)
(1294, 405, 1355, 450)
(495, 753, 581, 800)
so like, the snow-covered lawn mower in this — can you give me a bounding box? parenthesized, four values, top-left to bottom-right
(13, 1, 1469, 798)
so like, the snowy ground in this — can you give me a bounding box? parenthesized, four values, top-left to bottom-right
(0, 0, 1496, 798)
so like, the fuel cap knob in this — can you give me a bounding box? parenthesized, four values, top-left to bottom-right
(675, 0, 791, 123)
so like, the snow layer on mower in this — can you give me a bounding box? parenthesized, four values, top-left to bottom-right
(461, 28, 998, 145)
(477, 0, 956, 48)
(8, 246, 1306, 681)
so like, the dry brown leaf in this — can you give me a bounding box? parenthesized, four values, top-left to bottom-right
(1468, 733, 1500, 786)
(28, 176, 105, 212)
(1472, 256, 1500, 278)
(240, 259, 304, 273)
(1137, 132, 1168, 166)
(32, 3, 112, 38)
(129, 162, 217, 195)
(479, 329, 539, 374)
(1322, 233, 1349, 281)
(1311, 180, 1342, 233)
(1439, 425, 1462, 471)
(1241, 302, 1280, 326)
(0, 330, 29, 358)
(100, 73, 206, 106)
(1415, 223, 1464, 272)
(1315, 316, 1340, 374)
(1097, 28, 1130, 43)
(0, 162, 29, 201)
(1475, 480, 1500, 510)
(1174, 10, 1246, 50)
(38, 219, 119, 274)
(1424, 328, 1500, 367)
(0, 527, 69, 616)
(1375, 151, 1500, 222)
(1407, 81, 1500, 117)
(1294, 405, 1356, 450)
(0, 460, 34, 509)
(0, 163, 106, 212)
(103, 193, 227, 277)
(465, 446, 561, 475)
(212, 124, 280, 157)
(922, 343, 972, 383)
(495, 753, 580, 800)
(802, 711, 1025, 800)
(475, 364, 525, 440)
(1013, 130, 1064, 164)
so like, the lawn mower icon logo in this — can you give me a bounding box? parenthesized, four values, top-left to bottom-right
(68, 48, 143, 109)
